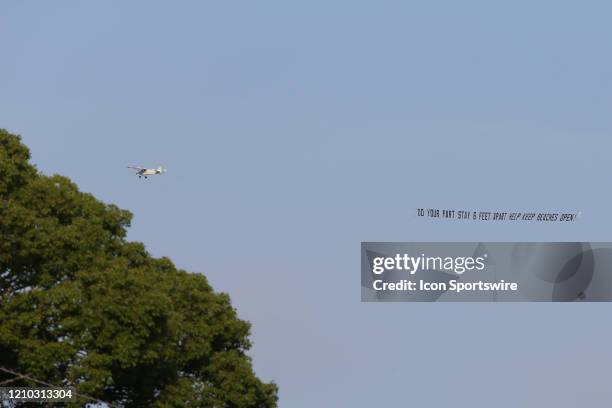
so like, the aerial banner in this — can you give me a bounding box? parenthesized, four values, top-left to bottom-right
(415, 208, 581, 222)
(361, 242, 612, 302)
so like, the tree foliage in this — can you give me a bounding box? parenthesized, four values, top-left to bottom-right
(0, 129, 278, 407)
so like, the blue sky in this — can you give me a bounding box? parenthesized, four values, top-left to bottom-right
(2, 2, 612, 406)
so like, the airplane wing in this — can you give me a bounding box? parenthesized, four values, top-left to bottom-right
(127, 166, 145, 170)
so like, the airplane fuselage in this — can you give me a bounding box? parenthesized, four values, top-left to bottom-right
(139, 169, 160, 175)
(128, 166, 166, 178)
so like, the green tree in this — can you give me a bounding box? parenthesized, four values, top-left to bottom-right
(0, 129, 278, 407)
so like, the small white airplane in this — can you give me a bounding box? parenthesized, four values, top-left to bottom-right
(127, 166, 167, 179)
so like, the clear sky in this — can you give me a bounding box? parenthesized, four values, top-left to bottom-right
(2, 2, 612, 406)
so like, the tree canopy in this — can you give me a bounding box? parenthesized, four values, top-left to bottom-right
(0, 128, 278, 407)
